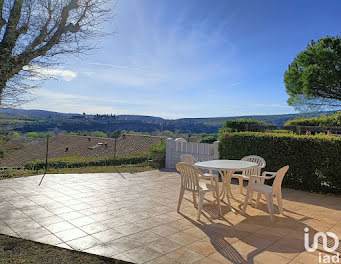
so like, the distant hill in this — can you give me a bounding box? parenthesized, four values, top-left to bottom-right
(0, 108, 335, 134)
(0, 108, 79, 120)
(0, 108, 163, 121)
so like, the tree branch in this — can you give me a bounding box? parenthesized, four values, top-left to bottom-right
(1, 0, 24, 50)
(14, 0, 80, 75)
(0, 0, 6, 31)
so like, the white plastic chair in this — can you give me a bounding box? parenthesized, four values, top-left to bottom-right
(180, 154, 217, 197)
(242, 165, 289, 222)
(232, 155, 266, 194)
(176, 162, 222, 220)
(180, 154, 197, 165)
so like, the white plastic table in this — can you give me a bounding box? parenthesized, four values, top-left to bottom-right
(195, 160, 258, 209)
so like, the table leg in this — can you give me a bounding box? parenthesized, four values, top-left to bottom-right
(225, 170, 236, 200)
(209, 169, 216, 198)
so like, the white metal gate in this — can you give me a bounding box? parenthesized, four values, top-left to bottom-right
(165, 138, 219, 169)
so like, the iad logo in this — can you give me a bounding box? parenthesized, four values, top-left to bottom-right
(304, 227, 340, 263)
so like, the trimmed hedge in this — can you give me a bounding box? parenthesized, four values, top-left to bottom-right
(284, 112, 341, 127)
(219, 132, 341, 193)
(24, 153, 150, 170)
(219, 118, 270, 133)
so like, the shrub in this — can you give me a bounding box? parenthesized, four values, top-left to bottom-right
(219, 118, 270, 134)
(90, 131, 108, 138)
(270, 129, 294, 134)
(200, 135, 217, 143)
(284, 112, 341, 127)
(149, 141, 166, 153)
(218, 132, 341, 193)
(24, 132, 53, 138)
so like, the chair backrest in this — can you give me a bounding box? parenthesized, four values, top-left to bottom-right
(241, 155, 266, 176)
(241, 155, 266, 168)
(272, 165, 289, 194)
(176, 162, 201, 192)
(180, 154, 197, 165)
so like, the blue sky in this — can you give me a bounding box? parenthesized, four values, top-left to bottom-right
(24, 0, 341, 119)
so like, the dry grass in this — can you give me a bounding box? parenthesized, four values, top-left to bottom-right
(0, 234, 131, 264)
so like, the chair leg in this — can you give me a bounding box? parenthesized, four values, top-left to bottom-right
(193, 192, 197, 208)
(277, 192, 284, 215)
(239, 178, 244, 194)
(255, 193, 261, 208)
(242, 188, 251, 213)
(197, 192, 205, 220)
(215, 187, 222, 217)
(249, 190, 254, 203)
(210, 176, 216, 198)
(177, 188, 185, 212)
(264, 193, 274, 222)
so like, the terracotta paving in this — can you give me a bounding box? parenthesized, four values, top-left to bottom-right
(0, 170, 341, 263)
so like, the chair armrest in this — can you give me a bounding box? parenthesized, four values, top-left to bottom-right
(262, 171, 276, 177)
(249, 174, 276, 180)
(199, 174, 218, 180)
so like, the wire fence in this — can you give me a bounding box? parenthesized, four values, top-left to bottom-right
(0, 134, 166, 175)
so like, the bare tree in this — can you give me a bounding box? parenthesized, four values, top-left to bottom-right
(0, 0, 114, 105)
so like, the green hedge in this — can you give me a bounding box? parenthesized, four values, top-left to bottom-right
(284, 112, 341, 127)
(24, 153, 150, 170)
(219, 132, 341, 193)
(219, 118, 270, 133)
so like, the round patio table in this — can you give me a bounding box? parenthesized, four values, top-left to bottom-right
(195, 160, 258, 209)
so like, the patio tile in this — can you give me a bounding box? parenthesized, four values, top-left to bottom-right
(123, 246, 162, 264)
(146, 255, 180, 264)
(113, 253, 137, 263)
(35, 215, 64, 226)
(207, 251, 243, 264)
(146, 237, 182, 254)
(167, 232, 200, 246)
(166, 247, 205, 264)
(252, 251, 291, 264)
(84, 243, 119, 257)
(49, 206, 74, 215)
(113, 223, 146, 235)
(183, 226, 207, 239)
(66, 235, 102, 250)
(56, 243, 73, 249)
(58, 211, 85, 221)
(68, 216, 97, 227)
(44, 221, 75, 233)
(79, 222, 109, 235)
(186, 240, 217, 256)
(106, 236, 144, 252)
(55, 227, 88, 242)
(292, 251, 319, 263)
(0, 225, 17, 237)
(194, 257, 224, 264)
(126, 230, 163, 244)
(134, 218, 163, 229)
(92, 228, 125, 243)
(167, 219, 195, 231)
(35, 234, 63, 245)
(149, 225, 180, 237)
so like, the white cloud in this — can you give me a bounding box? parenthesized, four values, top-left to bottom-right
(23, 65, 77, 82)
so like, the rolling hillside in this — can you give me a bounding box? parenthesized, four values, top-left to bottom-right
(0, 108, 335, 134)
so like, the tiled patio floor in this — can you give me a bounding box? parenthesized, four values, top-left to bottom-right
(0, 170, 341, 264)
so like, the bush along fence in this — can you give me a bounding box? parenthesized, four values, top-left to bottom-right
(219, 132, 341, 194)
(24, 153, 150, 170)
